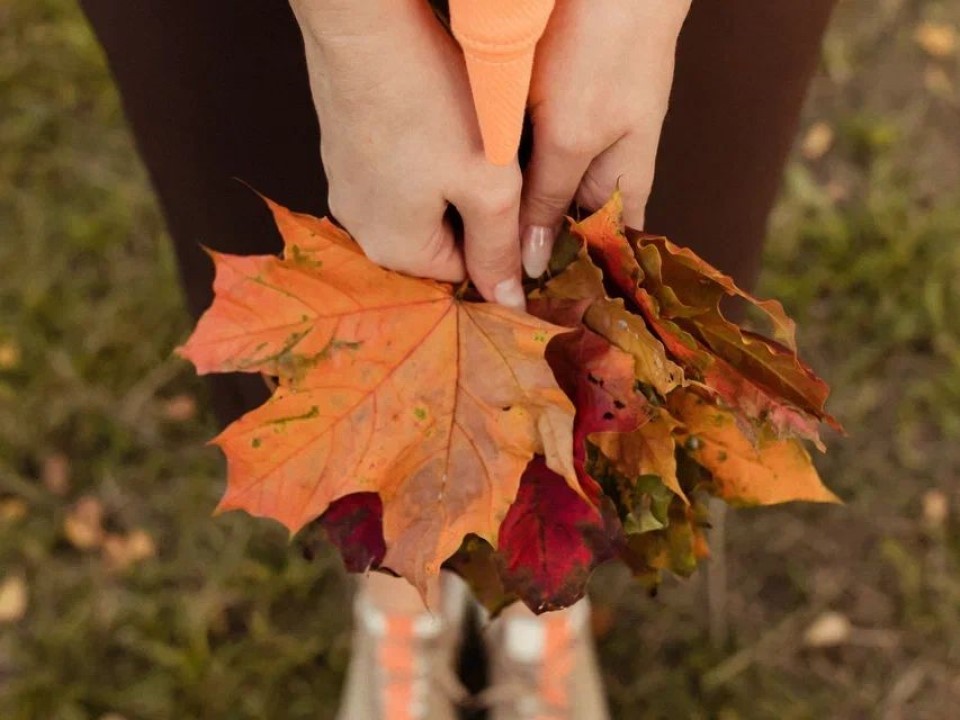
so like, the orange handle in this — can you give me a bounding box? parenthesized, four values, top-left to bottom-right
(449, 0, 556, 165)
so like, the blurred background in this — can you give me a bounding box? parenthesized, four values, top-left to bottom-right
(2, 0, 959, 718)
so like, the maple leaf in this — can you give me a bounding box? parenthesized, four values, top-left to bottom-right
(178, 198, 576, 594)
(631, 234, 797, 348)
(633, 237, 839, 430)
(669, 390, 840, 506)
(183, 190, 842, 613)
(545, 327, 654, 504)
(497, 458, 615, 613)
(582, 299, 683, 398)
(531, 241, 683, 398)
(619, 495, 710, 583)
(308, 493, 385, 573)
(571, 192, 840, 444)
(444, 534, 516, 616)
(591, 407, 686, 503)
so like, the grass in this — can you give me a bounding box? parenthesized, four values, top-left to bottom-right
(2, 0, 960, 718)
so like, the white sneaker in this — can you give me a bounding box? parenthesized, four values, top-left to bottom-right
(480, 599, 610, 720)
(336, 575, 469, 720)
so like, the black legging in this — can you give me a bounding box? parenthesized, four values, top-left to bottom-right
(79, 0, 837, 427)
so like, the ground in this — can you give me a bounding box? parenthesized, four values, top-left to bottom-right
(2, 1, 960, 718)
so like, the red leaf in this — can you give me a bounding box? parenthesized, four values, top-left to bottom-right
(547, 328, 655, 503)
(316, 493, 385, 573)
(498, 458, 614, 612)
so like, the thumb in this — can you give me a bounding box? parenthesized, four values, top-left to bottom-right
(451, 180, 525, 310)
(519, 143, 592, 277)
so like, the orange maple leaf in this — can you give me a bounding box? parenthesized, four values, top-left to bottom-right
(178, 199, 576, 594)
(669, 390, 839, 506)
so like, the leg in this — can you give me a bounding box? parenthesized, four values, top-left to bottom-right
(647, 0, 839, 291)
(79, 1, 326, 425)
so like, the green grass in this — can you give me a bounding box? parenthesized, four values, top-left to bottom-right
(2, 1, 960, 718)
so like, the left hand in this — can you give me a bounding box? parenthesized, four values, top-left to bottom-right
(519, 0, 692, 277)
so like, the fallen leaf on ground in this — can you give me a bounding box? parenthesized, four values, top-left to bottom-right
(41, 452, 71, 496)
(102, 529, 157, 570)
(0, 498, 28, 523)
(0, 340, 20, 370)
(161, 394, 197, 422)
(64, 496, 105, 550)
(803, 611, 852, 648)
(922, 489, 949, 529)
(801, 121, 835, 161)
(0, 575, 28, 623)
(914, 21, 957, 59)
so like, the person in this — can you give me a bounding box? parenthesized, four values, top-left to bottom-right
(78, 1, 838, 718)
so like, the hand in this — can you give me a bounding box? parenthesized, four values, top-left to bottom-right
(290, 0, 526, 308)
(519, 0, 692, 277)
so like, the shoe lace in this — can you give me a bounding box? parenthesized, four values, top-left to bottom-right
(373, 613, 469, 720)
(474, 611, 578, 720)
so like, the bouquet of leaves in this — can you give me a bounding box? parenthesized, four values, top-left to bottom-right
(179, 192, 840, 614)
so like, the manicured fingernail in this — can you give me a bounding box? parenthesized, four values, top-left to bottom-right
(521, 225, 554, 278)
(494, 277, 526, 310)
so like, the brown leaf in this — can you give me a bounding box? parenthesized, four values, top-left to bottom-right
(570, 195, 836, 444)
(583, 299, 683, 397)
(633, 234, 797, 349)
(528, 243, 606, 328)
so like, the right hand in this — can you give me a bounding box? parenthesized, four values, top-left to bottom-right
(290, 0, 526, 309)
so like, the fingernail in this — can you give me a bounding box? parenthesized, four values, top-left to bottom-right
(521, 225, 555, 278)
(494, 277, 527, 311)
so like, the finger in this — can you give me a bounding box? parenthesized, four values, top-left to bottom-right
(450, 169, 524, 309)
(519, 138, 593, 277)
(577, 132, 656, 230)
(329, 190, 466, 283)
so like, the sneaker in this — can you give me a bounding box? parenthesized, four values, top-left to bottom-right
(480, 599, 610, 720)
(336, 576, 469, 720)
